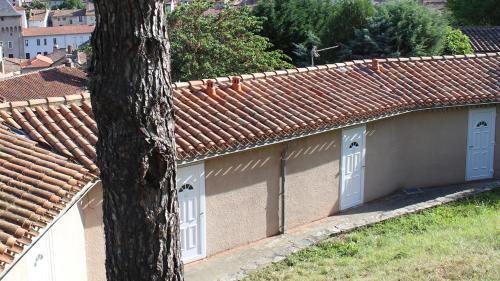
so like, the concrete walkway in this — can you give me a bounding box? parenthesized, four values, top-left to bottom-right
(185, 180, 499, 281)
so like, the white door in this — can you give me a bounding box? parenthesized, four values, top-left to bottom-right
(466, 108, 496, 181)
(177, 162, 206, 263)
(341, 126, 366, 210)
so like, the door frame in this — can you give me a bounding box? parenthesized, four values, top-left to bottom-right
(177, 162, 207, 263)
(466, 107, 496, 181)
(340, 125, 366, 210)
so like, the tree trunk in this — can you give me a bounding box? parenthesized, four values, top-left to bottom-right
(90, 1, 183, 280)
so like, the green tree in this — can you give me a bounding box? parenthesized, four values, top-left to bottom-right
(320, 0, 374, 62)
(23, 0, 47, 9)
(446, 0, 500, 26)
(23, 0, 48, 19)
(292, 31, 321, 67)
(341, 0, 447, 59)
(443, 27, 473, 55)
(168, 1, 292, 81)
(58, 0, 85, 9)
(254, 0, 331, 64)
(91, 0, 183, 279)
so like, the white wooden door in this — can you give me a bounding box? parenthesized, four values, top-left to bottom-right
(341, 126, 366, 210)
(177, 162, 206, 263)
(467, 108, 496, 180)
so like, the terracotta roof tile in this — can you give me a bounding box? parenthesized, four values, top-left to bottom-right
(22, 25, 94, 37)
(0, 66, 87, 102)
(51, 9, 86, 18)
(461, 26, 500, 53)
(0, 54, 498, 169)
(0, 124, 96, 273)
(28, 9, 48, 21)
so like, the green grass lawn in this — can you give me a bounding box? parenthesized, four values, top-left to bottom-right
(245, 189, 500, 281)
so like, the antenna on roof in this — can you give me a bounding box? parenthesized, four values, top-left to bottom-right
(310, 45, 339, 67)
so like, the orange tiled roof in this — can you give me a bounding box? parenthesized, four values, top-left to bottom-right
(461, 26, 500, 53)
(0, 54, 499, 172)
(0, 123, 96, 273)
(20, 55, 54, 69)
(0, 66, 87, 102)
(28, 9, 48, 22)
(22, 25, 94, 37)
(51, 9, 86, 18)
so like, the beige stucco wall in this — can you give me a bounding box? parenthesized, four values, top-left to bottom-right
(284, 130, 341, 229)
(204, 144, 282, 256)
(364, 108, 469, 202)
(80, 182, 106, 281)
(204, 129, 343, 255)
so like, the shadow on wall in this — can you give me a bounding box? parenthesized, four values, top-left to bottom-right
(205, 131, 342, 240)
(285, 132, 341, 227)
(205, 144, 281, 238)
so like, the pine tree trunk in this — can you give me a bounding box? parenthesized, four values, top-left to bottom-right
(90, 1, 183, 280)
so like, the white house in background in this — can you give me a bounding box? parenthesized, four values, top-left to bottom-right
(21, 25, 93, 59)
(27, 9, 49, 27)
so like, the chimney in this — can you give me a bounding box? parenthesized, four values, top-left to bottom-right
(206, 80, 216, 96)
(372, 58, 380, 72)
(65, 58, 74, 68)
(67, 45, 73, 54)
(231, 77, 242, 92)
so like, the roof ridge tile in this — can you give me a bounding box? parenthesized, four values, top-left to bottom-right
(65, 53, 500, 92)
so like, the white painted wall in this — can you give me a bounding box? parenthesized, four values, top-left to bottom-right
(28, 19, 47, 27)
(23, 33, 91, 58)
(2, 202, 89, 281)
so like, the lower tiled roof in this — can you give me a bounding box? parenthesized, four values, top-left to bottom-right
(0, 66, 87, 103)
(0, 123, 96, 273)
(461, 26, 500, 53)
(0, 54, 499, 171)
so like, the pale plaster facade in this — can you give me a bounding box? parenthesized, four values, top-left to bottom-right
(0, 16, 25, 58)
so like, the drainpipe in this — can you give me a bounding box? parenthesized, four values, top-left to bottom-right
(279, 143, 289, 234)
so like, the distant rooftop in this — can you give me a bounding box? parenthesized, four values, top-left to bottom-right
(0, 66, 87, 102)
(52, 8, 86, 17)
(461, 26, 500, 53)
(22, 25, 94, 37)
(28, 9, 48, 21)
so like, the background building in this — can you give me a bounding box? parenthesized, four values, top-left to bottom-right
(22, 25, 93, 59)
(0, 0, 27, 58)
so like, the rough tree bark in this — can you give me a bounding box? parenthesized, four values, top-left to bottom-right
(90, 1, 183, 280)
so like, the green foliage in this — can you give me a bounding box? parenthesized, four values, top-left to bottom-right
(443, 27, 473, 55)
(23, 0, 48, 19)
(168, 1, 292, 81)
(319, 0, 374, 62)
(446, 0, 500, 26)
(58, 0, 85, 10)
(341, 0, 447, 60)
(23, 0, 47, 10)
(254, 0, 331, 64)
(292, 31, 320, 67)
(245, 188, 500, 281)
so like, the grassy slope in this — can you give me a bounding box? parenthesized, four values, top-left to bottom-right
(245, 189, 500, 281)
